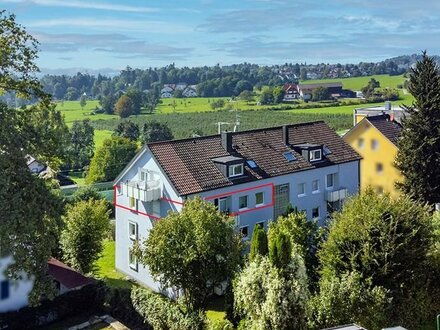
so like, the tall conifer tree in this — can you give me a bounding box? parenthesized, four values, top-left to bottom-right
(395, 52, 440, 205)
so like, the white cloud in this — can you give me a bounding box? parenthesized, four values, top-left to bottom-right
(0, 0, 158, 13)
(27, 18, 193, 34)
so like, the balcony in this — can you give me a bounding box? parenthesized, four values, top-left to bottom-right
(122, 179, 161, 202)
(326, 188, 348, 202)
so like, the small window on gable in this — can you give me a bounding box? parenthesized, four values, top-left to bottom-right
(129, 221, 138, 241)
(229, 164, 244, 177)
(310, 149, 322, 162)
(376, 163, 383, 174)
(371, 139, 379, 150)
(358, 138, 364, 149)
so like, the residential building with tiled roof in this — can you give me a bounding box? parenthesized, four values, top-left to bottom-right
(344, 114, 402, 197)
(113, 121, 361, 291)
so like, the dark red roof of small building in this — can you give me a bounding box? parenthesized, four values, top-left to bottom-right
(48, 258, 93, 289)
(148, 121, 360, 196)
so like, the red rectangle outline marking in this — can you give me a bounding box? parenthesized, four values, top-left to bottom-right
(114, 185, 161, 220)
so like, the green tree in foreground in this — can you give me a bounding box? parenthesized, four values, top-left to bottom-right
(113, 120, 140, 141)
(249, 224, 268, 261)
(134, 197, 243, 312)
(395, 52, 440, 205)
(308, 271, 389, 330)
(318, 189, 439, 328)
(61, 199, 110, 274)
(131, 287, 207, 330)
(233, 254, 308, 330)
(1, 10, 69, 304)
(141, 120, 174, 144)
(86, 137, 137, 183)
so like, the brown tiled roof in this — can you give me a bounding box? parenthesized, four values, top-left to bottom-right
(299, 82, 343, 91)
(48, 258, 94, 289)
(366, 114, 402, 146)
(148, 121, 361, 196)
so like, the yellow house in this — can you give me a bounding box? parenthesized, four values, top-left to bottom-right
(344, 114, 402, 197)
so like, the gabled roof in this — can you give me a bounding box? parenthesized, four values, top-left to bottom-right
(48, 258, 94, 289)
(147, 121, 360, 196)
(366, 114, 402, 146)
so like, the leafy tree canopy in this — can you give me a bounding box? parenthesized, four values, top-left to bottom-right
(134, 197, 243, 311)
(60, 199, 110, 274)
(86, 137, 137, 183)
(113, 120, 140, 141)
(141, 120, 174, 144)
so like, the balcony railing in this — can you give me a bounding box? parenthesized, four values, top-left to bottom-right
(123, 179, 161, 202)
(326, 188, 348, 202)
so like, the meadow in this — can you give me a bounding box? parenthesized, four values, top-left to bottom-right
(54, 74, 413, 151)
(302, 74, 407, 91)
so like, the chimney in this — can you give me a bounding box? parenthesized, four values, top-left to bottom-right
(282, 125, 289, 145)
(221, 131, 233, 153)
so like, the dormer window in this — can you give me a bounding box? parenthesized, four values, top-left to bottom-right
(310, 149, 322, 162)
(229, 164, 244, 177)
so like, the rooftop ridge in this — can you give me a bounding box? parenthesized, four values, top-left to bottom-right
(146, 121, 327, 146)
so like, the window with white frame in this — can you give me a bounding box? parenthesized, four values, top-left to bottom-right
(312, 207, 320, 219)
(310, 149, 322, 161)
(255, 192, 264, 206)
(312, 179, 320, 193)
(239, 195, 248, 209)
(240, 226, 249, 238)
(139, 168, 149, 181)
(298, 183, 306, 197)
(129, 249, 138, 271)
(228, 164, 244, 177)
(256, 221, 265, 230)
(128, 221, 137, 240)
(326, 173, 336, 189)
(214, 196, 231, 213)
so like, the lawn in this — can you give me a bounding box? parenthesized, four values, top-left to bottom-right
(56, 100, 118, 124)
(302, 74, 407, 90)
(94, 240, 133, 289)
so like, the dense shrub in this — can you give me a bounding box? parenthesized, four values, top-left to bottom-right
(131, 287, 206, 330)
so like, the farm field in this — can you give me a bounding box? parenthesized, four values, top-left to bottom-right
(302, 74, 406, 90)
(55, 100, 118, 124)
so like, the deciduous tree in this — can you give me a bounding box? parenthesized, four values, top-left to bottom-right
(134, 197, 243, 311)
(113, 120, 140, 141)
(114, 94, 134, 118)
(86, 137, 137, 183)
(141, 120, 174, 144)
(68, 119, 94, 169)
(60, 199, 110, 274)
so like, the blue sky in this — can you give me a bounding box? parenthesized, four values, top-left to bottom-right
(2, 0, 440, 74)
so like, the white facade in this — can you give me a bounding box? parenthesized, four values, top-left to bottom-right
(0, 256, 33, 313)
(114, 147, 360, 292)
